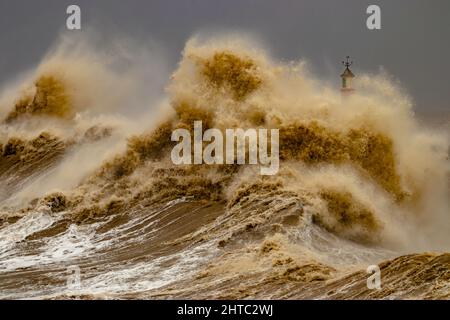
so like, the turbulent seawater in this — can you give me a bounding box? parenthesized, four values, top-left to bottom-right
(0, 35, 449, 300)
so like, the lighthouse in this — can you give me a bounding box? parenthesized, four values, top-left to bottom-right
(340, 56, 355, 98)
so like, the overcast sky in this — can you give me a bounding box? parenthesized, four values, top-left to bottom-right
(0, 0, 449, 115)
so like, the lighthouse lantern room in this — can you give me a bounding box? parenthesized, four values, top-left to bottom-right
(341, 56, 355, 97)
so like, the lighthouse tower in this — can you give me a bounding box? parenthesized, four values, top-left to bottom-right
(340, 56, 355, 98)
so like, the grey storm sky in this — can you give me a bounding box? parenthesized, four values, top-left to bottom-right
(0, 0, 449, 115)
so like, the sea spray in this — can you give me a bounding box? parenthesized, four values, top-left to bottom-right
(171, 121, 279, 175)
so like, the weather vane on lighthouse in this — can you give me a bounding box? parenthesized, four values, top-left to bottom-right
(341, 56, 355, 98)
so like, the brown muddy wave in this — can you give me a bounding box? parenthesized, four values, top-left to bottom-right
(0, 36, 448, 299)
